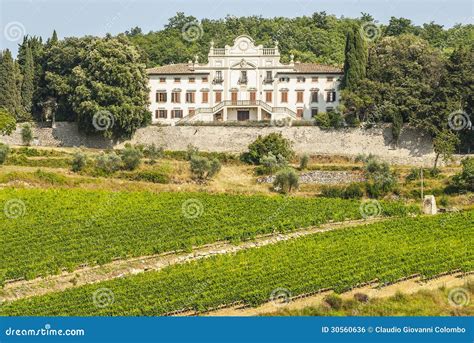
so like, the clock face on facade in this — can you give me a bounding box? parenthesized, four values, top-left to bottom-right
(238, 40, 249, 51)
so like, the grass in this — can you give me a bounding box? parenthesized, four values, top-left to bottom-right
(0, 211, 471, 316)
(264, 284, 474, 316)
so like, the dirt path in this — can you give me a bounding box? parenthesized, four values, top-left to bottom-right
(203, 272, 473, 316)
(1, 217, 385, 301)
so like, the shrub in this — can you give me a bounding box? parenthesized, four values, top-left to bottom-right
(324, 294, 343, 310)
(95, 152, 122, 174)
(452, 157, 474, 192)
(321, 185, 345, 198)
(143, 144, 164, 163)
(273, 168, 299, 193)
(353, 293, 369, 303)
(121, 170, 170, 184)
(314, 112, 331, 128)
(321, 183, 364, 199)
(121, 146, 143, 171)
(344, 183, 364, 198)
(21, 124, 33, 146)
(71, 151, 87, 172)
(405, 168, 421, 182)
(0, 143, 10, 164)
(190, 155, 221, 180)
(242, 133, 294, 164)
(258, 152, 287, 175)
(0, 108, 16, 135)
(362, 156, 397, 198)
(329, 111, 344, 128)
(186, 144, 199, 160)
(299, 154, 309, 170)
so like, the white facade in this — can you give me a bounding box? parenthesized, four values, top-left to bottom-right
(147, 35, 342, 124)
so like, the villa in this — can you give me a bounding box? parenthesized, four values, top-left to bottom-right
(147, 35, 342, 124)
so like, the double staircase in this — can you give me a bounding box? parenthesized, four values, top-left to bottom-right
(177, 100, 297, 124)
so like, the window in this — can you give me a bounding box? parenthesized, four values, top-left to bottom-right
(189, 108, 195, 116)
(296, 91, 304, 103)
(202, 91, 209, 103)
(296, 108, 304, 119)
(279, 76, 289, 82)
(189, 77, 195, 83)
(155, 109, 167, 119)
(174, 77, 181, 83)
(231, 91, 238, 103)
(249, 91, 256, 102)
(185, 92, 195, 103)
(215, 91, 222, 103)
(327, 77, 334, 82)
(171, 92, 181, 103)
(311, 77, 319, 83)
(171, 109, 183, 118)
(326, 90, 336, 103)
(156, 91, 167, 103)
(297, 76, 306, 83)
(281, 91, 288, 103)
(239, 71, 247, 84)
(202, 76, 208, 82)
(265, 91, 272, 102)
(326, 107, 334, 113)
(215, 71, 223, 83)
(311, 91, 319, 103)
(266, 71, 273, 80)
(159, 77, 166, 83)
(311, 108, 318, 117)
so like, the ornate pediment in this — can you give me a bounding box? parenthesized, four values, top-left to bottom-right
(228, 35, 260, 55)
(230, 58, 257, 69)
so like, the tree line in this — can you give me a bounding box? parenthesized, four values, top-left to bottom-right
(0, 12, 472, 149)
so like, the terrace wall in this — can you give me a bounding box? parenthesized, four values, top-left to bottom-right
(1, 122, 438, 165)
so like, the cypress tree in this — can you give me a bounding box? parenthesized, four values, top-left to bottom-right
(20, 43, 35, 114)
(0, 50, 24, 119)
(341, 25, 367, 90)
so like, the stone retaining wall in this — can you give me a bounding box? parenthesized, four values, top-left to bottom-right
(0, 122, 441, 166)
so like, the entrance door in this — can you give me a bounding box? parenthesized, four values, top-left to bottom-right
(237, 110, 250, 121)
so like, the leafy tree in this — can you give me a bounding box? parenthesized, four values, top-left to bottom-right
(95, 152, 122, 174)
(384, 17, 417, 36)
(71, 151, 87, 172)
(0, 50, 25, 120)
(273, 168, 299, 193)
(121, 145, 143, 170)
(0, 143, 10, 164)
(21, 123, 33, 146)
(0, 108, 16, 135)
(19, 43, 35, 115)
(341, 25, 367, 90)
(452, 157, 474, 192)
(258, 152, 287, 175)
(432, 129, 460, 168)
(359, 154, 396, 198)
(43, 36, 150, 139)
(190, 155, 221, 180)
(242, 133, 294, 164)
(18, 35, 44, 118)
(299, 154, 309, 170)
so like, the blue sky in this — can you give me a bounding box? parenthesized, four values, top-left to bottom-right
(1, 0, 473, 54)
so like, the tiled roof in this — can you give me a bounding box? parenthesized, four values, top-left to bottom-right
(292, 63, 342, 73)
(147, 63, 209, 75)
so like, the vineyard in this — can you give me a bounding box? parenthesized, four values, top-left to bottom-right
(1, 210, 472, 316)
(0, 188, 416, 283)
